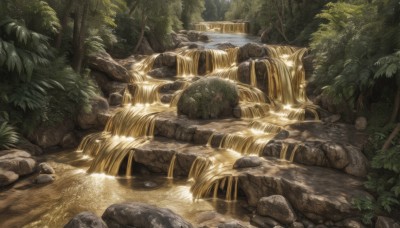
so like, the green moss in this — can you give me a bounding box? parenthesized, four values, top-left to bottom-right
(178, 77, 239, 119)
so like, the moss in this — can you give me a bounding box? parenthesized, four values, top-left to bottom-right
(177, 77, 239, 119)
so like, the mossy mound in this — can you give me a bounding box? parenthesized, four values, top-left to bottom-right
(177, 77, 239, 119)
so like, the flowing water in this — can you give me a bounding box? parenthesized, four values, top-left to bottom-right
(0, 24, 319, 227)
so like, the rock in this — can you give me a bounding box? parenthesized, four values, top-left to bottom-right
(344, 145, 368, 177)
(88, 52, 129, 82)
(102, 202, 193, 228)
(34, 174, 54, 184)
(340, 218, 365, 228)
(233, 156, 262, 169)
(98, 112, 112, 127)
(148, 67, 176, 78)
(171, 32, 190, 47)
(321, 143, 349, 169)
(291, 222, 305, 228)
(154, 52, 177, 68)
(29, 119, 75, 149)
(0, 149, 36, 176)
(64, 211, 107, 228)
(15, 137, 43, 155)
(108, 93, 123, 106)
(199, 34, 209, 42)
(38, 163, 55, 174)
(355, 117, 367, 130)
(251, 215, 281, 228)
(216, 42, 236, 50)
(237, 61, 250, 84)
(91, 71, 128, 96)
(238, 43, 266, 62)
(187, 30, 208, 42)
(177, 77, 239, 119)
(137, 38, 154, 55)
(217, 222, 246, 228)
(323, 114, 341, 123)
(256, 195, 296, 225)
(78, 96, 109, 130)
(61, 132, 79, 149)
(0, 169, 18, 186)
(375, 216, 400, 228)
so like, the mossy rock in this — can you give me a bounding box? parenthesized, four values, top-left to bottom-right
(177, 77, 239, 119)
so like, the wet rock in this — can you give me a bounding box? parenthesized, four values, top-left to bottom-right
(154, 52, 177, 68)
(233, 156, 262, 169)
(177, 77, 239, 119)
(237, 61, 250, 84)
(343, 145, 368, 177)
(187, 30, 208, 42)
(35, 174, 54, 184)
(217, 222, 246, 228)
(321, 143, 349, 169)
(355, 117, 367, 130)
(91, 71, 128, 97)
(29, 119, 75, 149)
(102, 202, 193, 228)
(0, 169, 18, 186)
(148, 67, 176, 78)
(161, 94, 173, 104)
(171, 32, 190, 47)
(61, 132, 79, 149)
(0, 149, 36, 177)
(78, 96, 109, 130)
(108, 93, 123, 106)
(375, 216, 400, 228)
(64, 211, 107, 228)
(88, 52, 129, 82)
(251, 215, 281, 228)
(216, 42, 236, 50)
(323, 114, 341, 123)
(257, 195, 296, 225)
(97, 112, 112, 127)
(238, 159, 371, 222)
(238, 43, 266, 62)
(39, 162, 55, 174)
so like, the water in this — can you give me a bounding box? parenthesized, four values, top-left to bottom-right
(198, 32, 260, 49)
(0, 151, 251, 227)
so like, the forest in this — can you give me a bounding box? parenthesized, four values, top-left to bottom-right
(0, 0, 399, 226)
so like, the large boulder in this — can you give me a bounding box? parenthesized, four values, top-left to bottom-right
(102, 202, 193, 228)
(77, 96, 109, 130)
(233, 156, 262, 169)
(91, 71, 128, 97)
(0, 149, 36, 186)
(154, 52, 177, 68)
(65, 211, 107, 228)
(137, 38, 155, 55)
(88, 52, 129, 82)
(238, 43, 266, 62)
(256, 195, 296, 225)
(177, 77, 239, 119)
(29, 119, 75, 149)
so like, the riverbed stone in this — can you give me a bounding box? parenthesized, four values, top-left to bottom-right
(257, 195, 296, 225)
(108, 92, 123, 106)
(355, 117, 367, 130)
(34, 174, 54, 184)
(238, 43, 266, 62)
(0, 149, 36, 176)
(102, 202, 193, 228)
(65, 211, 107, 228)
(233, 156, 262, 169)
(29, 119, 75, 149)
(0, 169, 18, 186)
(61, 132, 79, 149)
(38, 162, 55, 174)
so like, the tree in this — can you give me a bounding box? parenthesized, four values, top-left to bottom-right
(181, 0, 205, 29)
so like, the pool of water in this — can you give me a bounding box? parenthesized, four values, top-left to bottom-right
(199, 32, 260, 49)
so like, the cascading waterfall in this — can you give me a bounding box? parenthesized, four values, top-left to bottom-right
(77, 41, 319, 202)
(194, 21, 249, 34)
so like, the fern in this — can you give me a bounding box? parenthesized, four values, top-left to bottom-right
(0, 122, 19, 150)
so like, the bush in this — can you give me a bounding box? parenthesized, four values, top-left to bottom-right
(177, 77, 239, 119)
(0, 122, 18, 150)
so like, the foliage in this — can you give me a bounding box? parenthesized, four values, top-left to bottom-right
(0, 122, 19, 150)
(354, 124, 400, 224)
(203, 0, 230, 21)
(225, 0, 327, 45)
(181, 0, 205, 29)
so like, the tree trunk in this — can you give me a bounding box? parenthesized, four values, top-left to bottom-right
(382, 123, 400, 151)
(55, 0, 74, 49)
(72, 1, 89, 73)
(133, 11, 147, 53)
(388, 87, 400, 124)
